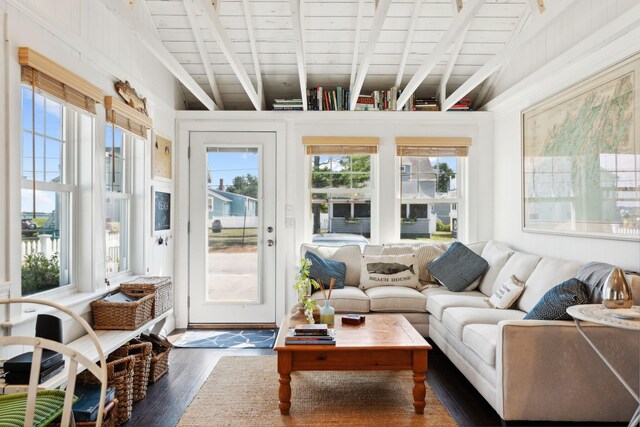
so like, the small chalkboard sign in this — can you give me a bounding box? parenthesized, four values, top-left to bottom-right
(154, 191, 171, 232)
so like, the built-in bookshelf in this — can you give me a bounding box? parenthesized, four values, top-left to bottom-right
(272, 88, 474, 112)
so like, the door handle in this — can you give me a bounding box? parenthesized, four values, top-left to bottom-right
(267, 239, 275, 247)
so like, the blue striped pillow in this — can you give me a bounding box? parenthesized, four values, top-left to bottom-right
(304, 251, 346, 290)
(524, 278, 590, 320)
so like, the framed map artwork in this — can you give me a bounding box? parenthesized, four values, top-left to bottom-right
(522, 54, 639, 240)
(153, 135, 172, 180)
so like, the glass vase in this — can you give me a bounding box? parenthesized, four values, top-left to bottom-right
(319, 300, 335, 326)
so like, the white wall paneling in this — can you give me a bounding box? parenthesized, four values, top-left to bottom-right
(175, 110, 494, 328)
(488, 4, 640, 271)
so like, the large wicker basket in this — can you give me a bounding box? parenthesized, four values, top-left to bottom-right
(109, 340, 152, 402)
(91, 293, 154, 330)
(51, 399, 119, 427)
(77, 356, 135, 426)
(121, 276, 172, 318)
(140, 334, 173, 384)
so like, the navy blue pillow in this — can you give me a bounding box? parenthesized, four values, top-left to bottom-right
(524, 278, 590, 321)
(426, 242, 489, 292)
(304, 251, 346, 290)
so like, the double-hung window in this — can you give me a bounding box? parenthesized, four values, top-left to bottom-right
(105, 125, 131, 275)
(305, 137, 378, 240)
(396, 137, 470, 243)
(19, 49, 102, 296)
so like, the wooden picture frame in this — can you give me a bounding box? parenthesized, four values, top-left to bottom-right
(152, 134, 172, 181)
(521, 54, 639, 240)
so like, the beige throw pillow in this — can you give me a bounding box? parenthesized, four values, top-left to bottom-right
(360, 253, 419, 290)
(381, 244, 445, 290)
(487, 275, 526, 309)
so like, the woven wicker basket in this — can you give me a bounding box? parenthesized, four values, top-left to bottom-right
(140, 334, 173, 384)
(51, 399, 119, 427)
(77, 356, 135, 426)
(109, 340, 152, 402)
(91, 293, 154, 330)
(121, 276, 172, 318)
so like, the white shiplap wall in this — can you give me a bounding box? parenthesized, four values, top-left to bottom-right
(0, 0, 181, 332)
(488, 1, 640, 271)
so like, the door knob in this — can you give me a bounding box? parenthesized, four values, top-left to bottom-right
(267, 226, 274, 233)
(267, 239, 275, 247)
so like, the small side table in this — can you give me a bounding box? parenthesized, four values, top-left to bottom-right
(567, 304, 640, 427)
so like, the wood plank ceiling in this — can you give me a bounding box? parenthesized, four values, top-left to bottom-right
(144, 0, 547, 111)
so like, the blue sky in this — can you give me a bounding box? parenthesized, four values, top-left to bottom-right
(207, 150, 258, 190)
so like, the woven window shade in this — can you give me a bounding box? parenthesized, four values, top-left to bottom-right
(105, 96, 152, 138)
(19, 47, 102, 114)
(303, 136, 379, 155)
(395, 137, 471, 157)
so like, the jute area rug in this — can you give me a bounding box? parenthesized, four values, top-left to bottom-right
(178, 356, 455, 427)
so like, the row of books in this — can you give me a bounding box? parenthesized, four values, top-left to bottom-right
(284, 323, 336, 345)
(273, 92, 473, 111)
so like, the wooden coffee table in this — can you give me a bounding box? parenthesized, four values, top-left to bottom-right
(274, 313, 432, 415)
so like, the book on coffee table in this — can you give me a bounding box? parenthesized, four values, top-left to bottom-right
(294, 324, 328, 335)
(286, 329, 335, 340)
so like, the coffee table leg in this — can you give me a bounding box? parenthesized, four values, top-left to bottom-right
(278, 352, 292, 415)
(412, 350, 427, 414)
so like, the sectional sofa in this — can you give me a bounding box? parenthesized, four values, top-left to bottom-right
(300, 241, 640, 423)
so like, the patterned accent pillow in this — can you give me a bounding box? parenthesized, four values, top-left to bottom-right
(524, 278, 590, 320)
(381, 244, 446, 289)
(427, 242, 489, 292)
(304, 251, 346, 290)
(487, 275, 525, 309)
(359, 254, 419, 290)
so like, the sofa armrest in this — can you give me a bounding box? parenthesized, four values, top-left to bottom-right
(495, 319, 639, 422)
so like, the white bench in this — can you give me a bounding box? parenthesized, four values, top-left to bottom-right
(1, 309, 172, 394)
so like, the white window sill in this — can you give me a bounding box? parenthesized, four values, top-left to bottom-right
(2, 274, 146, 328)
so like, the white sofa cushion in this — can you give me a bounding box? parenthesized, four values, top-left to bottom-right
(426, 292, 488, 321)
(442, 307, 526, 340)
(420, 286, 454, 299)
(310, 287, 370, 313)
(493, 252, 542, 293)
(301, 244, 362, 286)
(478, 240, 515, 295)
(517, 257, 582, 313)
(366, 286, 428, 312)
(463, 324, 497, 366)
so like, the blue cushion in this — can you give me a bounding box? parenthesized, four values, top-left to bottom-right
(304, 251, 346, 290)
(426, 242, 489, 292)
(524, 278, 590, 321)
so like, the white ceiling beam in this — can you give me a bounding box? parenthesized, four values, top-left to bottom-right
(437, 0, 470, 104)
(97, 0, 216, 110)
(192, 0, 261, 110)
(349, 0, 366, 91)
(242, 0, 266, 110)
(396, 0, 486, 110)
(395, 0, 422, 88)
(348, 0, 392, 110)
(528, 0, 545, 16)
(182, 0, 223, 110)
(289, 0, 308, 110)
(442, 0, 575, 111)
(473, 9, 531, 109)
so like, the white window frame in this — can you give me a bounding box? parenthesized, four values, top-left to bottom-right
(308, 153, 377, 241)
(19, 85, 82, 297)
(397, 155, 464, 242)
(105, 125, 134, 279)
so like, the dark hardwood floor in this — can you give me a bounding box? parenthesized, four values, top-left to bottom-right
(128, 330, 625, 427)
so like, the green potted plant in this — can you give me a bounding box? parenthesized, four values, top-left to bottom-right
(293, 258, 320, 323)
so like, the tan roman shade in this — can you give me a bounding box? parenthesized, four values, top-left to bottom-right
(302, 136, 379, 155)
(105, 96, 152, 138)
(19, 47, 102, 114)
(395, 137, 471, 157)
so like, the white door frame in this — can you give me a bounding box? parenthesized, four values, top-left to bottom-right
(173, 120, 287, 328)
